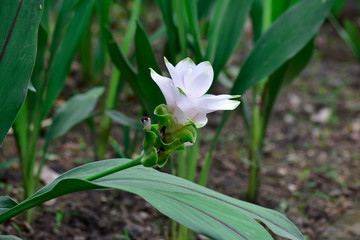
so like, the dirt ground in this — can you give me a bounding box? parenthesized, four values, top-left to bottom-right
(1, 17, 360, 240)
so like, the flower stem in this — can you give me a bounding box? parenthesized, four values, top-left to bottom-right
(85, 156, 143, 181)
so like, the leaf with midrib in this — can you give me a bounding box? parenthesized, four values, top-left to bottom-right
(0, 0, 44, 145)
(0, 159, 304, 240)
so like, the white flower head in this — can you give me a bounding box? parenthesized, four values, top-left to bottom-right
(150, 57, 240, 128)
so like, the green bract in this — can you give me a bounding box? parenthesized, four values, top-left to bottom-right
(141, 104, 197, 167)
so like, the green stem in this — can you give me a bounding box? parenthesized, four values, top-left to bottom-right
(85, 156, 143, 181)
(247, 85, 262, 203)
(0, 157, 144, 224)
(177, 150, 186, 178)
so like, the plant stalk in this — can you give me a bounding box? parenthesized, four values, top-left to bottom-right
(85, 156, 143, 181)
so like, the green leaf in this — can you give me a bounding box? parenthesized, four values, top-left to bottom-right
(344, 19, 360, 60)
(206, 0, 252, 77)
(49, 0, 81, 65)
(94, 0, 111, 72)
(184, 0, 202, 60)
(263, 40, 314, 133)
(155, 0, 177, 62)
(0, 235, 22, 240)
(0, 196, 17, 214)
(0, 0, 44, 145)
(44, 87, 105, 150)
(328, 15, 360, 62)
(231, 0, 334, 95)
(104, 28, 149, 110)
(42, 0, 94, 117)
(0, 159, 304, 240)
(106, 110, 143, 130)
(135, 22, 165, 115)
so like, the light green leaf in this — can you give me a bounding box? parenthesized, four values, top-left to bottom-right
(44, 87, 105, 150)
(0, 235, 22, 240)
(231, 0, 334, 95)
(0, 0, 44, 145)
(106, 110, 143, 130)
(0, 159, 304, 240)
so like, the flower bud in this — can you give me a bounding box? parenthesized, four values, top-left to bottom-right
(141, 116, 151, 131)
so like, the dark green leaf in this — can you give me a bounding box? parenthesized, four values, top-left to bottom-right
(44, 87, 105, 150)
(0, 0, 44, 145)
(0, 196, 17, 214)
(155, 0, 177, 62)
(49, 0, 81, 65)
(263, 40, 314, 133)
(0, 159, 304, 240)
(135, 22, 165, 115)
(231, 0, 334, 95)
(329, 15, 360, 61)
(104, 28, 148, 110)
(344, 20, 360, 60)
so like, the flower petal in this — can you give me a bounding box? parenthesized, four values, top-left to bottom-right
(185, 61, 214, 98)
(175, 57, 196, 76)
(150, 68, 178, 109)
(164, 57, 185, 91)
(194, 94, 240, 113)
(173, 106, 190, 125)
(191, 113, 208, 128)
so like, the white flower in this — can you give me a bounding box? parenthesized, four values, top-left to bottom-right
(150, 57, 240, 128)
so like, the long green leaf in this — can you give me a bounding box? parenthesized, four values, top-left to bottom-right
(184, 0, 202, 61)
(155, 0, 177, 62)
(49, 0, 81, 65)
(206, 0, 252, 78)
(42, 0, 94, 117)
(135, 22, 165, 115)
(0, 196, 17, 215)
(0, 235, 22, 240)
(106, 110, 143, 130)
(344, 19, 360, 60)
(0, 159, 304, 240)
(231, 0, 334, 95)
(44, 87, 105, 150)
(0, 0, 44, 145)
(104, 28, 148, 110)
(329, 15, 360, 61)
(263, 40, 314, 134)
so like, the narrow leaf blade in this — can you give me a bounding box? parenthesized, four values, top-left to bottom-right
(231, 0, 334, 95)
(45, 87, 105, 149)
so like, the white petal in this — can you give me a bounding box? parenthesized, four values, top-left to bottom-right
(150, 68, 178, 108)
(185, 61, 214, 98)
(164, 57, 185, 91)
(191, 113, 208, 128)
(173, 106, 190, 125)
(194, 94, 240, 113)
(175, 57, 196, 75)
